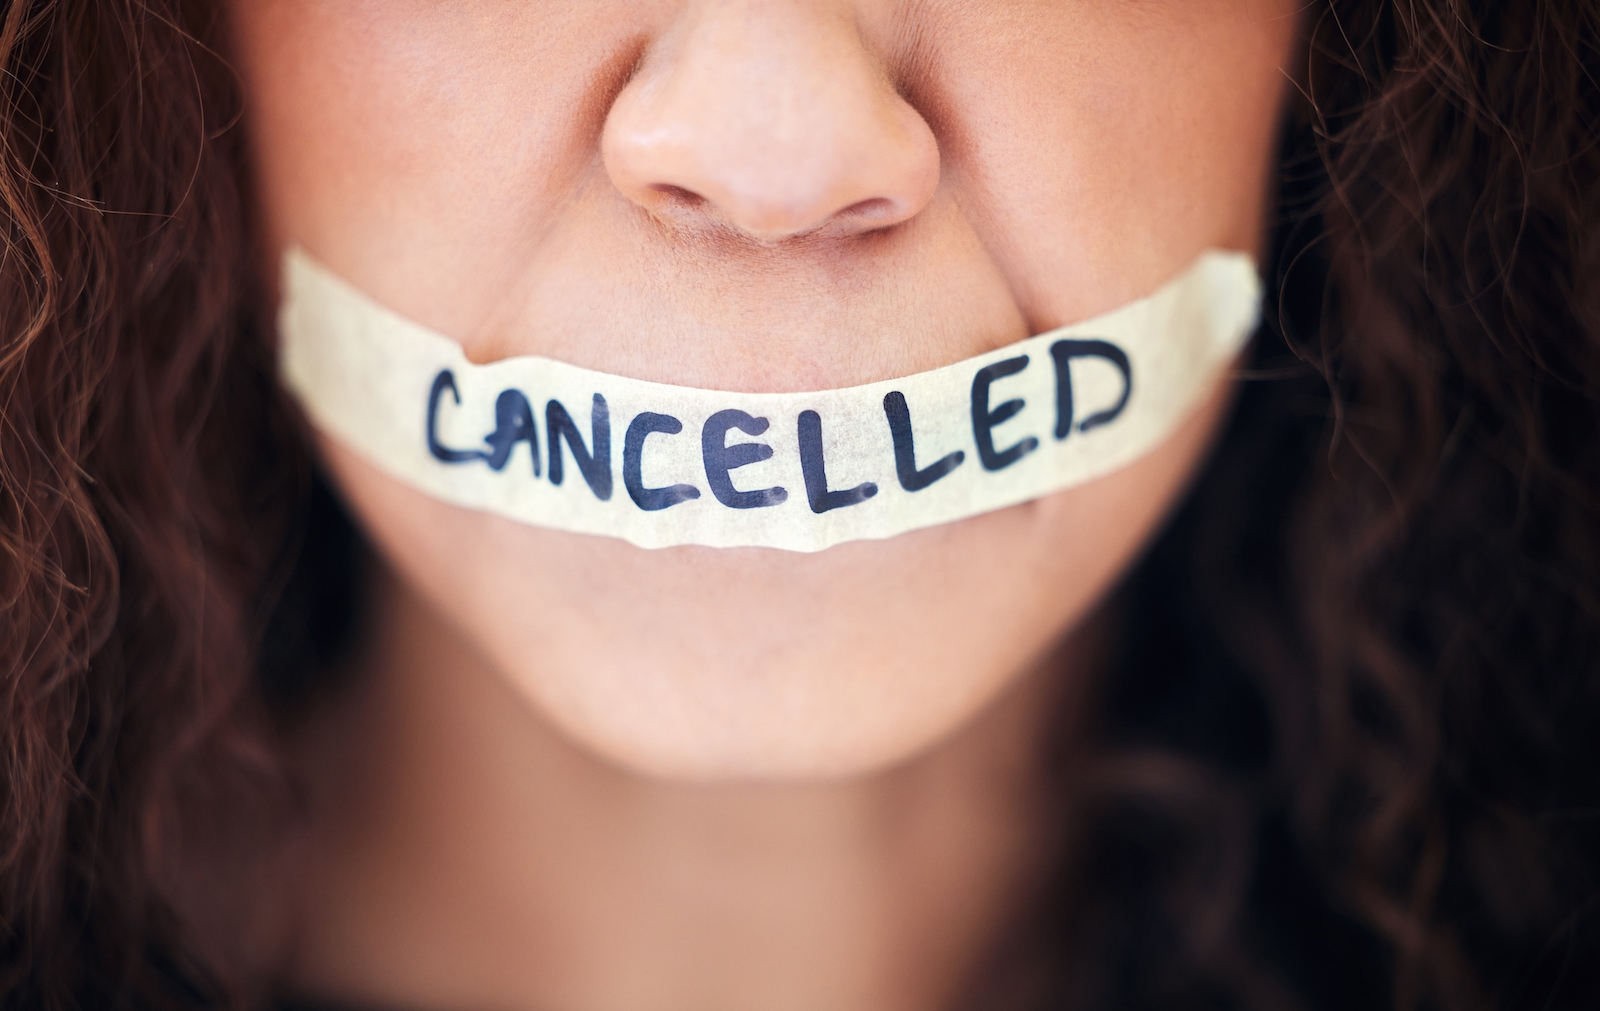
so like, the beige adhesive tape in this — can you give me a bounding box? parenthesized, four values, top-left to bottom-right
(279, 248, 1260, 552)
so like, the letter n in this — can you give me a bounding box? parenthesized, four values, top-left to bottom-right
(546, 394, 613, 500)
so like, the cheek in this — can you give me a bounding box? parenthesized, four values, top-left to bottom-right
(231, 0, 634, 336)
(315, 376, 1234, 781)
(909, 0, 1298, 321)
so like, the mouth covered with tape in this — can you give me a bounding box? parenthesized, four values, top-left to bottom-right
(279, 248, 1261, 553)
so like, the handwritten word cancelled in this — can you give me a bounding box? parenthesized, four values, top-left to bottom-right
(425, 339, 1132, 516)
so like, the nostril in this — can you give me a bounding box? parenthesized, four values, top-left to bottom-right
(836, 197, 898, 225)
(649, 184, 708, 210)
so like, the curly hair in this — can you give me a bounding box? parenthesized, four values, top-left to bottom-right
(0, 1, 303, 1006)
(1, 1, 1596, 1009)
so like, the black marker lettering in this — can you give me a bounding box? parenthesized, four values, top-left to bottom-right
(623, 412, 700, 511)
(546, 394, 613, 500)
(1049, 339, 1132, 438)
(482, 389, 540, 474)
(797, 410, 877, 514)
(970, 355, 1039, 471)
(882, 391, 964, 492)
(427, 370, 489, 464)
(701, 409, 788, 509)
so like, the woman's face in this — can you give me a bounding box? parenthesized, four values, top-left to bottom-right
(234, 0, 1296, 780)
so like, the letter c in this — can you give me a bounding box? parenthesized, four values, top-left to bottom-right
(427, 370, 489, 464)
(624, 412, 701, 511)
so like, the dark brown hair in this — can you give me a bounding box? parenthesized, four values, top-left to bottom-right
(0, 1, 302, 1005)
(1, 1, 1596, 1009)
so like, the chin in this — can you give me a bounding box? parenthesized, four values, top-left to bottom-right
(399, 502, 1090, 784)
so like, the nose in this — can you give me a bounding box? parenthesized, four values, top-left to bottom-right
(601, 0, 940, 243)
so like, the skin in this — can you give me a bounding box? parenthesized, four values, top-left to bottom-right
(231, 1, 1298, 1007)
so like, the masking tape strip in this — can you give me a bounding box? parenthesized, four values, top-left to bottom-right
(279, 248, 1260, 552)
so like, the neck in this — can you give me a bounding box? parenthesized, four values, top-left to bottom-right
(285, 559, 1098, 1011)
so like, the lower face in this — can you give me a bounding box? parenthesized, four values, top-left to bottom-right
(234, 0, 1299, 780)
